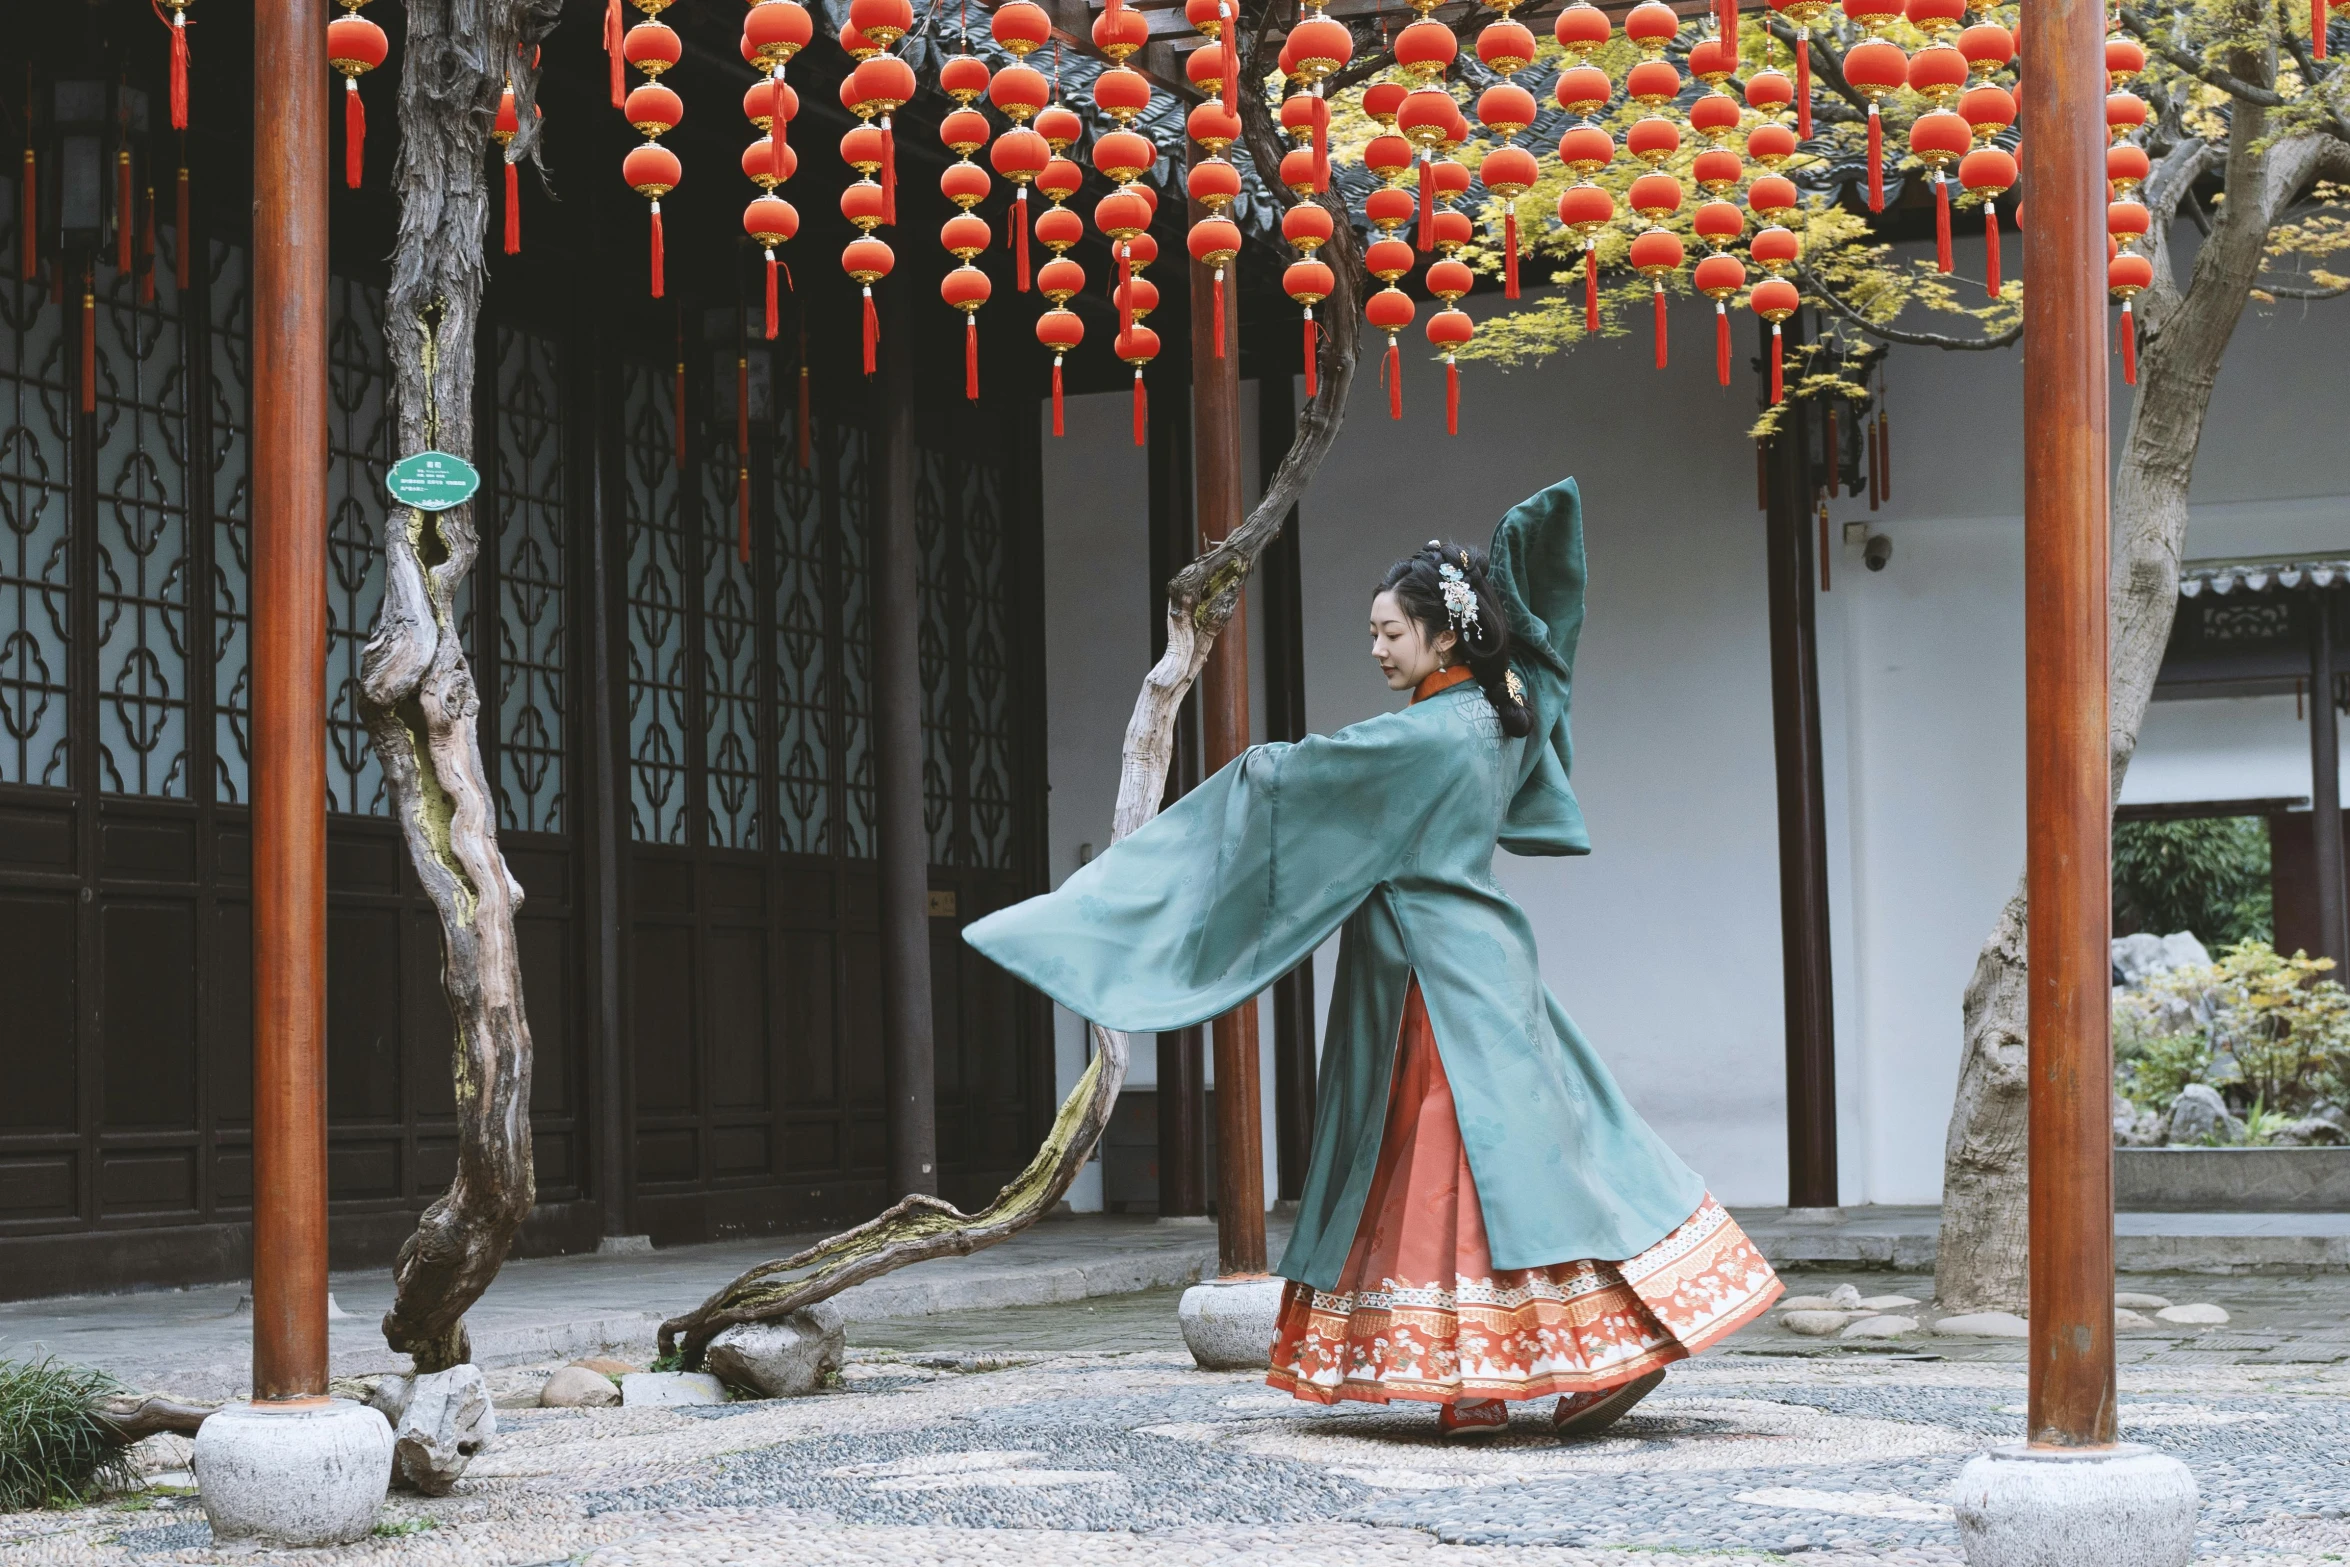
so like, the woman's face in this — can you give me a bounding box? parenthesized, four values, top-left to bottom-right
(1369, 590, 1455, 692)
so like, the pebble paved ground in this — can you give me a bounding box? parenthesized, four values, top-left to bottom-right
(8, 1271, 2350, 1566)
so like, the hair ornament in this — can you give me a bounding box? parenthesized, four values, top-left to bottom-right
(1505, 668, 1526, 705)
(1437, 560, 1480, 633)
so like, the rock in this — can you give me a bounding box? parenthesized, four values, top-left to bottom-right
(2272, 1116, 2349, 1147)
(2112, 931, 2210, 987)
(2155, 1303, 2229, 1326)
(1825, 1284, 1864, 1308)
(391, 1365, 494, 1496)
(1782, 1310, 1858, 1336)
(571, 1357, 641, 1378)
(2115, 1308, 2152, 1327)
(1934, 1312, 2031, 1339)
(2114, 1292, 2172, 1311)
(621, 1371, 728, 1407)
(1842, 1315, 1919, 1339)
(1856, 1295, 1920, 1310)
(2116, 1108, 2169, 1148)
(706, 1303, 847, 1399)
(1776, 1295, 1842, 1312)
(2165, 1084, 2243, 1146)
(539, 1366, 621, 1409)
(1178, 1276, 1288, 1370)
(364, 1374, 412, 1427)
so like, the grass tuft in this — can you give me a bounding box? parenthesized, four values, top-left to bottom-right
(0, 1355, 138, 1512)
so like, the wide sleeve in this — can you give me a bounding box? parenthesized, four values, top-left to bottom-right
(964, 709, 1454, 1034)
(1488, 476, 1592, 857)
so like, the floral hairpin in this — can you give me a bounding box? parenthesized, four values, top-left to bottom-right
(1437, 561, 1479, 634)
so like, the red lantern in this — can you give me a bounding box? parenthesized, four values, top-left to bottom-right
(2107, 142, 2150, 196)
(1694, 198, 1745, 249)
(1366, 286, 1414, 420)
(1962, 83, 2017, 141)
(1037, 308, 1083, 435)
(2109, 252, 2153, 384)
(1750, 275, 1800, 402)
(1626, 58, 1683, 107)
(1960, 144, 2017, 295)
(1690, 92, 1741, 146)
(1629, 227, 1683, 370)
(1842, 38, 1909, 212)
(1188, 215, 1242, 357)
(1038, 254, 1085, 303)
(1554, 2, 1612, 57)
(1627, 115, 1682, 166)
(329, 10, 389, 189)
(2107, 91, 2149, 142)
(1959, 21, 2016, 78)
(743, 2, 813, 197)
(1557, 182, 1615, 334)
(1427, 305, 1474, 435)
(940, 265, 990, 400)
(1037, 209, 1085, 263)
(1909, 42, 1967, 105)
(844, 235, 893, 374)
(1625, 0, 1680, 53)
(2105, 36, 2147, 81)
(1117, 324, 1160, 445)
(1748, 172, 1799, 223)
(1478, 18, 1537, 74)
(624, 142, 681, 298)
(1481, 145, 1538, 297)
(491, 83, 525, 256)
(1767, 0, 1836, 139)
(1555, 64, 1613, 119)
(1750, 224, 1801, 276)
(1695, 252, 1746, 386)
(1558, 124, 1614, 175)
(161, 0, 194, 133)
(1748, 122, 1799, 168)
(1092, 2, 1149, 61)
(990, 126, 1049, 290)
(1189, 101, 1243, 156)
(1910, 109, 1971, 272)
(746, 196, 798, 341)
(992, 0, 1051, 54)
(941, 52, 991, 104)
(1285, 257, 1334, 396)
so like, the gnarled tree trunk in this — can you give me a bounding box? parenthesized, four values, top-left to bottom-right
(361, 0, 564, 1372)
(1934, 89, 2350, 1309)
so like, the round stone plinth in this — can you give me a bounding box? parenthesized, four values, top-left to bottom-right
(193, 1398, 394, 1546)
(1178, 1276, 1287, 1371)
(1952, 1442, 2198, 1567)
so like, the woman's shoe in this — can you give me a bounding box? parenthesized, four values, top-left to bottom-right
(1552, 1368, 1666, 1438)
(1437, 1397, 1511, 1438)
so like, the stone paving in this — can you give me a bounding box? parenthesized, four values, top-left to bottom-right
(8, 1270, 2350, 1566)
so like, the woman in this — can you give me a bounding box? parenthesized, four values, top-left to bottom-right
(966, 478, 1780, 1438)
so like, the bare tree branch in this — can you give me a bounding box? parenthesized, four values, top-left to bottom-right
(92, 1395, 215, 1442)
(2262, 276, 2350, 297)
(1799, 265, 2021, 349)
(2119, 6, 2285, 103)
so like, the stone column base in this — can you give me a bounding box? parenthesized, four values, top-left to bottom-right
(1953, 1442, 2198, 1567)
(193, 1398, 393, 1546)
(1178, 1276, 1287, 1371)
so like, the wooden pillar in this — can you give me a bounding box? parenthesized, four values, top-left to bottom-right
(1191, 156, 1265, 1275)
(874, 287, 938, 1198)
(1763, 318, 1838, 1213)
(248, 0, 329, 1403)
(1256, 379, 1316, 1202)
(1148, 391, 1206, 1217)
(2021, 0, 2118, 1447)
(586, 339, 631, 1239)
(2310, 594, 2347, 970)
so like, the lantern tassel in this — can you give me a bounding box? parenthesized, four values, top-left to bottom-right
(20, 149, 35, 282)
(345, 80, 365, 190)
(116, 152, 133, 274)
(168, 12, 188, 131)
(1504, 208, 1519, 300)
(1416, 152, 1434, 251)
(1302, 311, 1318, 398)
(2120, 300, 2137, 385)
(771, 66, 789, 186)
(1933, 173, 1951, 273)
(1051, 356, 1065, 436)
(1221, 17, 1238, 116)
(1770, 322, 1784, 404)
(2316, 0, 2327, 60)
(1652, 281, 1667, 370)
(1385, 338, 1401, 419)
(606, 0, 625, 109)
(764, 253, 780, 340)
(1445, 356, 1458, 436)
(1715, 301, 1730, 388)
(1213, 268, 1225, 358)
(1796, 35, 1813, 140)
(1984, 204, 2001, 296)
(862, 286, 878, 375)
(1584, 246, 1599, 334)
(1117, 239, 1132, 335)
(1720, 0, 1738, 70)
(1311, 90, 1330, 194)
(80, 284, 96, 413)
(175, 165, 190, 291)
(965, 316, 979, 400)
(504, 160, 521, 255)
(1132, 366, 1146, 447)
(1015, 186, 1030, 291)
(1866, 101, 1883, 214)
(881, 117, 897, 226)
(648, 203, 665, 298)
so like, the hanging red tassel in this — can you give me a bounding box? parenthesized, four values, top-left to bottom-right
(1933, 174, 1952, 274)
(1303, 313, 1318, 398)
(1212, 269, 1225, 358)
(2317, 0, 2328, 60)
(1015, 186, 1030, 292)
(116, 151, 133, 274)
(1444, 358, 1458, 435)
(168, 11, 188, 133)
(1051, 357, 1065, 435)
(770, 70, 788, 189)
(1117, 239, 1133, 335)
(80, 282, 96, 412)
(1715, 302, 1730, 387)
(1132, 366, 1146, 446)
(764, 255, 780, 341)
(605, 0, 625, 109)
(862, 287, 878, 375)
(1796, 37, 1813, 141)
(1504, 209, 1519, 300)
(1866, 103, 1884, 214)
(1584, 247, 1599, 334)
(965, 317, 980, 399)
(1311, 91, 1330, 194)
(1220, 2, 1238, 116)
(139, 185, 155, 303)
(19, 149, 35, 282)
(1652, 281, 1667, 369)
(1720, 0, 1738, 70)
(1984, 205, 2001, 297)
(345, 80, 365, 190)
(1416, 152, 1434, 251)
(174, 166, 190, 290)
(1769, 322, 1784, 404)
(1385, 340, 1402, 419)
(503, 161, 521, 255)
(2120, 300, 2137, 385)
(648, 204, 665, 297)
(880, 117, 897, 226)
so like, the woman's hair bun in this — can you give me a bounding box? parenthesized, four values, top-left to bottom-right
(1378, 541, 1532, 739)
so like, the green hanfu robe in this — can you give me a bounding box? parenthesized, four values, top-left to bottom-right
(964, 478, 1709, 1289)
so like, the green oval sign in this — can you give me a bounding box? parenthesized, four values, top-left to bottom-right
(386, 450, 482, 512)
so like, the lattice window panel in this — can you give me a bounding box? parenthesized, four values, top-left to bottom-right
(493, 324, 566, 835)
(770, 422, 829, 856)
(0, 175, 71, 789)
(836, 421, 876, 858)
(960, 458, 1013, 870)
(325, 277, 391, 816)
(208, 242, 250, 803)
(623, 361, 687, 845)
(700, 436, 760, 850)
(914, 446, 955, 864)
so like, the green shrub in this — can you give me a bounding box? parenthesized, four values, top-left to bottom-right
(2112, 816, 2273, 950)
(2114, 941, 2350, 1136)
(0, 1356, 136, 1512)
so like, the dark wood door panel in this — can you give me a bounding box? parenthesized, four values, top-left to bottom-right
(100, 900, 197, 1131)
(327, 905, 404, 1123)
(631, 922, 697, 1113)
(0, 891, 78, 1133)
